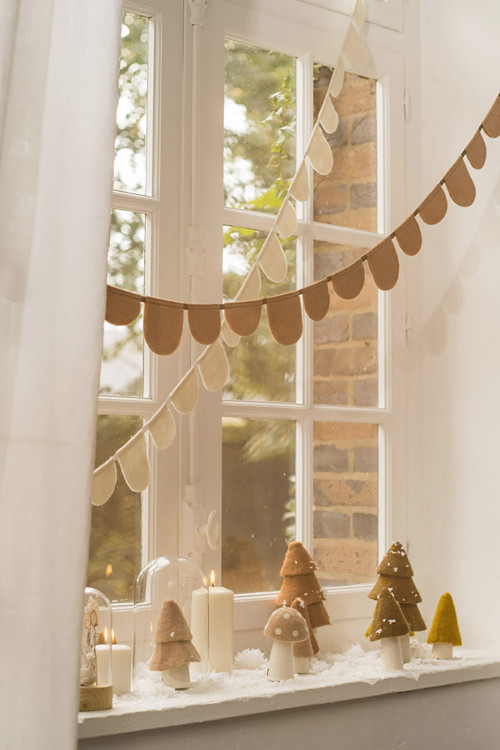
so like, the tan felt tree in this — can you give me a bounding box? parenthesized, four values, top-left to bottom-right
(369, 587, 409, 671)
(150, 599, 200, 689)
(427, 592, 462, 659)
(276, 542, 330, 630)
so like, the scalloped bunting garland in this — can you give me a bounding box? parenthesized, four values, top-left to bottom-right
(417, 184, 448, 225)
(276, 199, 297, 238)
(331, 260, 365, 300)
(197, 339, 230, 391)
(290, 161, 310, 202)
(221, 266, 262, 347)
(171, 369, 199, 414)
(307, 127, 333, 175)
(91, 460, 117, 506)
(148, 404, 176, 450)
(117, 432, 150, 493)
(465, 131, 487, 170)
(106, 286, 141, 326)
(394, 215, 422, 257)
(303, 280, 330, 321)
(188, 304, 221, 346)
(352, 0, 367, 28)
(367, 238, 399, 291)
(319, 96, 339, 134)
(443, 157, 476, 207)
(144, 299, 184, 355)
(259, 231, 288, 282)
(329, 57, 345, 99)
(267, 292, 303, 346)
(225, 299, 262, 337)
(342, 22, 369, 69)
(482, 95, 500, 138)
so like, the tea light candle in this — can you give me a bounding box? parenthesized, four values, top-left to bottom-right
(191, 571, 234, 673)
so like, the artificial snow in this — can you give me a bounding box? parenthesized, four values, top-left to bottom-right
(107, 643, 499, 716)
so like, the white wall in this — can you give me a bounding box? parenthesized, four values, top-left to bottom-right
(408, 0, 500, 647)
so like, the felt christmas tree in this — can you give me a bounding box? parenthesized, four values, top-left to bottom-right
(369, 587, 409, 671)
(275, 541, 330, 630)
(368, 541, 426, 661)
(427, 593, 462, 659)
(149, 599, 201, 689)
(291, 597, 316, 673)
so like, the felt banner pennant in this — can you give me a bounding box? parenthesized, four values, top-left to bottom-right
(259, 231, 288, 283)
(367, 238, 399, 291)
(221, 319, 241, 348)
(319, 96, 339, 134)
(342, 22, 369, 69)
(171, 369, 199, 414)
(417, 185, 448, 225)
(144, 299, 184, 355)
(148, 404, 176, 450)
(188, 304, 221, 345)
(353, 0, 366, 27)
(106, 286, 141, 326)
(307, 127, 333, 175)
(276, 199, 297, 239)
(443, 157, 476, 207)
(290, 161, 310, 202)
(198, 339, 230, 391)
(329, 57, 345, 98)
(302, 280, 330, 321)
(225, 300, 262, 337)
(91, 460, 117, 506)
(331, 260, 365, 299)
(482, 95, 500, 138)
(117, 432, 150, 493)
(267, 292, 303, 346)
(465, 131, 487, 170)
(395, 215, 422, 256)
(239, 266, 261, 300)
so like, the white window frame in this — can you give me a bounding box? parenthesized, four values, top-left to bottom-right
(101, 0, 411, 651)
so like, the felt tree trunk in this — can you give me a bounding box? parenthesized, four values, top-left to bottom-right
(149, 599, 201, 689)
(276, 542, 330, 637)
(369, 588, 409, 672)
(368, 542, 426, 655)
(427, 593, 462, 659)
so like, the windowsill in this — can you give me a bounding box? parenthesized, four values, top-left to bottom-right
(78, 645, 500, 740)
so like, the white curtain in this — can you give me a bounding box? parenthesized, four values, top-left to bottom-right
(0, 1, 122, 747)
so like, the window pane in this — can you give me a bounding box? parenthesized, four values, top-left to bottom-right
(224, 40, 296, 213)
(114, 12, 149, 194)
(313, 422, 378, 586)
(87, 415, 143, 603)
(313, 66, 377, 232)
(313, 241, 378, 406)
(222, 418, 296, 593)
(223, 226, 296, 402)
(100, 210, 145, 397)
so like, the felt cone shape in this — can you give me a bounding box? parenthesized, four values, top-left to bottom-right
(307, 128, 333, 175)
(319, 96, 339, 134)
(376, 541, 414, 577)
(224, 300, 262, 337)
(482, 95, 500, 138)
(267, 292, 303, 346)
(369, 588, 409, 642)
(465, 131, 487, 170)
(369, 575, 422, 604)
(443, 157, 476, 208)
(427, 593, 462, 658)
(148, 404, 176, 450)
(117, 432, 150, 492)
(197, 339, 230, 391)
(329, 57, 345, 98)
(106, 286, 141, 326)
(91, 460, 117, 506)
(290, 161, 310, 202)
(144, 299, 184, 356)
(188, 304, 221, 346)
(395, 215, 422, 257)
(276, 200, 297, 239)
(276, 541, 330, 631)
(150, 600, 201, 689)
(331, 260, 365, 300)
(302, 280, 330, 322)
(343, 22, 369, 68)
(417, 185, 448, 225)
(171, 369, 199, 414)
(367, 238, 399, 291)
(259, 232, 288, 283)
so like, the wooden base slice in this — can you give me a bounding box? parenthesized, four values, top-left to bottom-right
(79, 683, 113, 712)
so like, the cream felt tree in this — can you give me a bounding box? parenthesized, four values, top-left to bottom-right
(149, 599, 201, 689)
(369, 587, 409, 671)
(369, 541, 426, 662)
(275, 541, 330, 632)
(427, 593, 462, 659)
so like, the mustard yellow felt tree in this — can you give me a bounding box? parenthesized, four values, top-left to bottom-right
(427, 593, 462, 659)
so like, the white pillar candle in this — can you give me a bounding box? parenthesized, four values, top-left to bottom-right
(190, 573, 234, 673)
(96, 644, 132, 695)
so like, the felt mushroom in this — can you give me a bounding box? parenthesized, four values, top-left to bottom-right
(427, 593, 462, 659)
(264, 606, 309, 681)
(149, 599, 201, 689)
(369, 588, 409, 671)
(291, 597, 316, 673)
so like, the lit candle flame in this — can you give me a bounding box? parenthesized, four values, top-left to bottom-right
(210, 570, 216, 587)
(104, 626, 108, 643)
(106, 564, 113, 577)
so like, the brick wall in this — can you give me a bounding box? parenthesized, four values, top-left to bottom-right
(312, 68, 379, 585)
